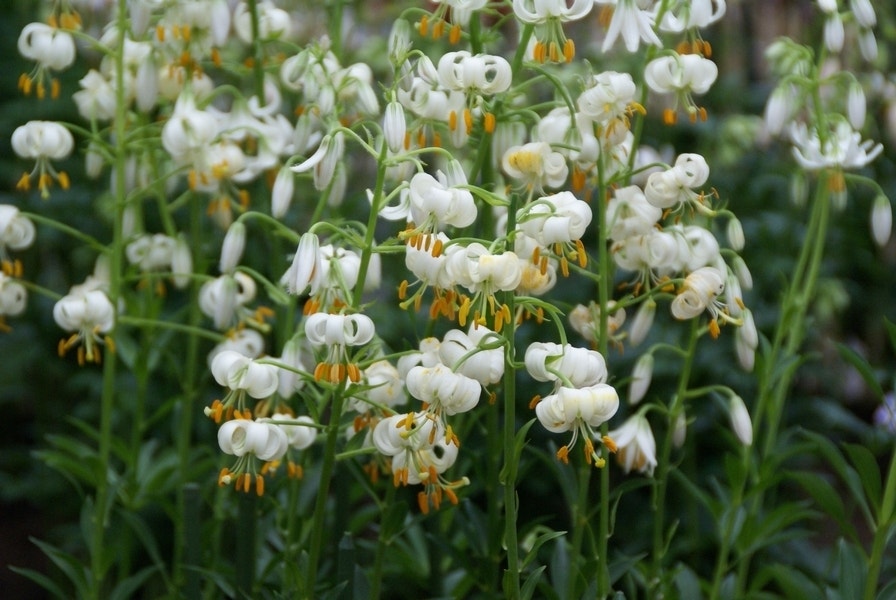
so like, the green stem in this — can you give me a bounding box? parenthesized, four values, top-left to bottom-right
(174, 194, 204, 597)
(595, 148, 612, 598)
(90, 2, 128, 596)
(502, 194, 521, 600)
(246, 0, 266, 99)
(369, 482, 397, 600)
(304, 389, 346, 598)
(863, 441, 896, 600)
(651, 321, 699, 597)
(735, 176, 831, 596)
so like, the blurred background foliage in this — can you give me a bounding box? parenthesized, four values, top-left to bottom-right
(1, 0, 896, 598)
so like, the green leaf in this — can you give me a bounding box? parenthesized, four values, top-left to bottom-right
(8, 565, 69, 599)
(549, 537, 569, 599)
(837, 538, 867, 600)
(835, 343, 884, 401)
(521, 528, 567, 570)
(500, 418, 537, 486)
(788, 470, 857, 542)
(756, 564, 824, 600)
(30, 537, 91, 600)
(380, 500, 409, 543)
(521, 565, 547, 600)
(877, 578, 896, 600)
(117, 508, 174, 592)
(609, 552, 648, 587)
(674, 563, 702, 600)
(843, 443, 882, 518)
(108, 565, 159, 600)
(799, 430, 874, 526)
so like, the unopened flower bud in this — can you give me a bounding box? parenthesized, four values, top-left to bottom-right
(790, 172, 808, 208)
(847, 83, 867, 130)
(629, 353, 654, 405)
(629, 298, 656, 346)
(871, 195, 892, 247)
(726, 217, 745, 251)
(388, 19, 412, 64)
(672, 412, 687, 448)
(851, 0, 876, 28)
(220, 221, 246, 274)
(384, 101, 407, 154)
(859, 29, 878, 63)
(171, 236, 193, 289)
(728, 395, 753, 446)
(272, 166, 295, 218)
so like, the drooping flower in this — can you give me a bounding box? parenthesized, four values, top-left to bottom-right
(534, 384, 620, 464)
(608, 412, 657, 475)
(17, 22, 76, 99)
(372, 412, 467, 512)
(596, 0, 662, 54)
(12, 120, 74, 198)
(216, 418, 289, 495)
(644, 53, 718, 124)
(53, 289, 115, 365)
(502, 142, 569, 191)
(406, 364, 482, 416)
(0, 206, 36, 260)
(512, 0, 593, 62)
(0, 272, 27, 331)
(304, 312, 376, 383)
(789, 120, 883, 172)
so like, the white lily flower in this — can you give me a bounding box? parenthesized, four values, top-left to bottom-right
(263, 413, 317, 451)
(372, 412, 460, 488)
(384, 101, 408, 154)
(514, 0, 593, 61)
(645, 54, 718, 123)
(199, 272, 256, 330)
(851, 0, 875, 27)
(437, 51, 512, 95)
(357, 360, 406, 409)
(73, 70, 116, 121)
(406, 364, 481, 415)
(608, 413, 657, 475)
(597, 0, 662, 54)
(577, 71, 639, 135)
(218, 419, 289, 461)
(0, 273, 27, 318)
(409, 167, 477, 230)
(525, 342, 608, 388)
(304, 312, 375, 348)
(271, 166, 296, 218)
(438, 326, 504, 386)
(126, 234, 177, 273)
(789, 120, 883, 171)
(0, 206, 36, 256)
(446, 243, 522, 294)
(671, 266, 725, 321)
(539, 384, 619, 430)
(607, 185, 662, 241)
(207, 329, 266, 364)
(53, 289, 115, 364)
(211, 350, 280, 399)
(18, 22, 76, 72)
(233, 0, 290, 42)
(12, 120, 73, 161)
(502, 142, 569, 190)
(659, 0, 726, 32)
(517, 191, 592, 246)
(273, 337, 308, 399)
